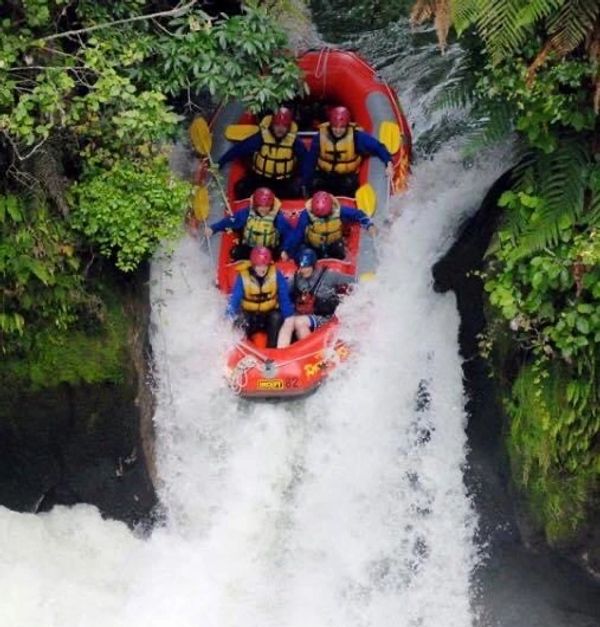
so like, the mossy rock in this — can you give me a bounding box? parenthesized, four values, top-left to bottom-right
(506, 362, 599, 546)
(0, 298, 128, 391)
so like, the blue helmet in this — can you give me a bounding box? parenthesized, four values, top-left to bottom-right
(298, 248, 317, 268)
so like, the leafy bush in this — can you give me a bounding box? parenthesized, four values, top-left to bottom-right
(70, 158, 190, 272)
(411, 0, 600, 542)
(507, 362, 599, 544)
(0, 194, 98, 356)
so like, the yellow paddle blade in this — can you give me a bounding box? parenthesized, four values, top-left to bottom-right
(355, 183, 377, 217)
(379, 121, 401, 154)
(359, 272, 376, 282)
(192, 186, 210, 221)
(225, 124, 260, 141)
(189, 117, 212, 155)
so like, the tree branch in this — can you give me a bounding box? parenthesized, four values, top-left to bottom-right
(2, 130, 49, 162)
(42, 0, 198, 43)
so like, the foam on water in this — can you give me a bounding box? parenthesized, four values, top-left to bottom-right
(0, 130, 509, 626)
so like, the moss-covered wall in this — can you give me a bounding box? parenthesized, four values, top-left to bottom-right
(0, 271, 156, 527)
(433, 170, 600, 578)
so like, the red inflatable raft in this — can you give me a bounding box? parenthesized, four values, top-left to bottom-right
(203, 49, 411, 398)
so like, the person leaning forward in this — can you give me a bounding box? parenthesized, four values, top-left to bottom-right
(277, 248, 355, 348)
(289, 191, 376, 260)
(218, 106, 307, 200)
(226, 246, 294, 348)
(303, 106, 394, 197)
(205, 187, 295, 261)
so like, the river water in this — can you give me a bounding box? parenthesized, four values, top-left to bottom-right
(1, 7, 599, 627)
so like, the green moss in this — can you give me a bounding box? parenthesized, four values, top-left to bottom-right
(506, 361, 600, 545)
(1, 299, 129, 390)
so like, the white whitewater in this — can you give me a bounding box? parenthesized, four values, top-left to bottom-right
(0, 17, 513, 624)
(0, 136, 508, 626)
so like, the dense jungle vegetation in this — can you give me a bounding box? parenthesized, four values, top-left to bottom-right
(412, 0, 600, 544)
(0, 0, 302, 380)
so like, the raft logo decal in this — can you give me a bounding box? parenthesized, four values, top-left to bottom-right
(256, 379, 284, 390)
(304, 344, 350, 379)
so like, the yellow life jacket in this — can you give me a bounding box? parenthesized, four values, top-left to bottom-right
(240, 265, 278, 313)
(252, 115, 298, 180)
(317, 123, 362, 175)
(304, 197, 343, 247)
(242, 198, 282, 248)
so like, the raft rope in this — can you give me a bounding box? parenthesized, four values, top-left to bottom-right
(314, 46, 334, 92)
(230, 355, 258, 395)
(228, 337, 342, 395)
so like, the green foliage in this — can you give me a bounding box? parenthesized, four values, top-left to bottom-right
(506, 360, 600, 544)
(1, 3, 301, 159)
(1, 296, 128, 389)
(426, 0, 600, 542)
(1, 1, 299, 357)
(498, 141, 596, 256)
(449, 0, 600, 65)
(0, 194, 99, 356)
(472, 57, 594, 151)
(69, 158, 190, 272)
(138, 5, 302, 111)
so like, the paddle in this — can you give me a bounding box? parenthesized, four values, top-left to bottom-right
(189, 116, 232, 216)
(378, 120, 403, 201)
(225, 124, 259, 142)
(355, 183, 376, 217)
(378, 120, 401, 153)
(192, 186, 210, 221)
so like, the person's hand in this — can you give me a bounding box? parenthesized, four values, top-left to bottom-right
(280, 250, 289, 261)
(385, 161, 394, 178)
(300, 185, 309, 199)
(204, 225, 213, 238)
(367, 224, 377, 237)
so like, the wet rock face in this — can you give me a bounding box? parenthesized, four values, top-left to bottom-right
(0, 271, 157, 528)
(432, 169, 600, 584)
(0, 380, 156, 527)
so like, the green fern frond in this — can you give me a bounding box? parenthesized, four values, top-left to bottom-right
(515, 0, 566, 30)
(434, 57, 478, 110)
(436, 80, 476, 109)
(586, 187, 600, 226)
(475, 0, 528, 64)
(537, 139, 589, 213)
(546, 0, 600, 56)
(451, 0, 482, 35)
(509, 141, 591, 257)
(464, 100, 515, 154)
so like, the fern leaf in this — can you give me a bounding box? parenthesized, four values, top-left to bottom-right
(451, 0, 482, 35)
(464, 99, 515, 154)
(545, 0, 600, 58)
(516, 0, 565, 30)
(434, 57, 478, 109)
(510, 141, 591, 257)
(475, 0, 528, 64)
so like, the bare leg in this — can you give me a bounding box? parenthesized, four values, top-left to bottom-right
(294, 316, 312, 340)
(277, 316, 296, 348)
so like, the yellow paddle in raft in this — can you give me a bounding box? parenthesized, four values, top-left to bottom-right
(188, 116, 232, 216)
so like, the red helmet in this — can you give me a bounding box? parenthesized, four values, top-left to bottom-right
(272, 106, 293, 127)
(252, 187, 275, 208)
(250, 246, 273, 266)
(328, 106, 351, 127)
(311, 191, 334, 217)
